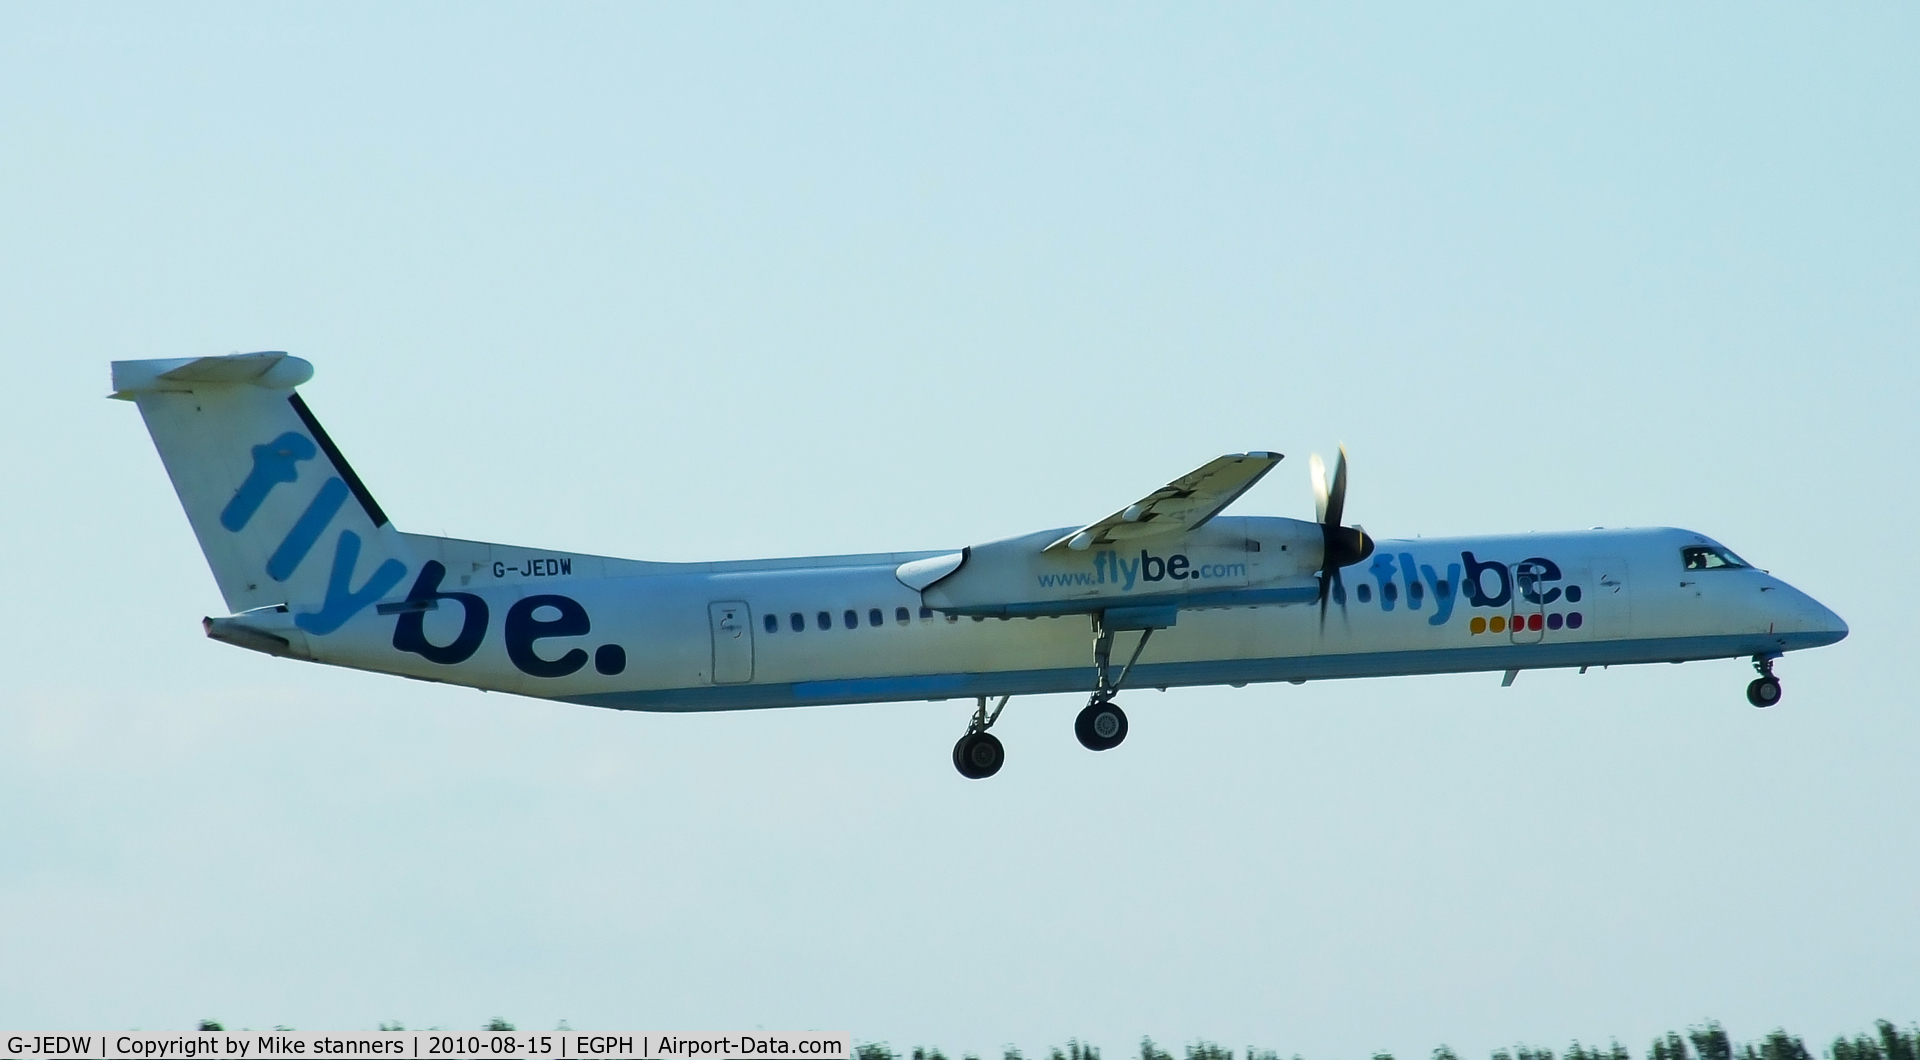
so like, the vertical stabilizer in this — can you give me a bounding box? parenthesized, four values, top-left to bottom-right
(114, 353, 413, 635)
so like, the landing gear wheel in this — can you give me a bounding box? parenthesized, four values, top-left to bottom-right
(1075, 700, 1129, 751)
(1747, 655, 1783, 708)
(953, 732, 1005, 779)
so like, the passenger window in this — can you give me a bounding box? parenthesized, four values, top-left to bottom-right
(945, 613, 959, 623)
(763, 613, 778, 634)
(816, 611, 831, 631)
(869, 608, 883, 627)
(895, 606, 910, 625)
(790, 612, 804, 633)
(919, 606, 934, 620)
(844, 609, 859, 629)
(1682, 545, 1749, 571)
(1357, 583, 1372, 603)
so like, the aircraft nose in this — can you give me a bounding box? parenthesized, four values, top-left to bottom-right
(1769, 579, 1849, 648)
(1809, 596, 1849, 642)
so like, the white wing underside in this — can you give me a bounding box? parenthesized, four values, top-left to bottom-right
(1042, 451, 1283, 552)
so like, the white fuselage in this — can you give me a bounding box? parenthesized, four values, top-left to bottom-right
(113, 354, 1846, 735)
(240, 524, 1847, 712)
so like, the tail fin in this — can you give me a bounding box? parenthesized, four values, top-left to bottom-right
(114, 352, 413, 636)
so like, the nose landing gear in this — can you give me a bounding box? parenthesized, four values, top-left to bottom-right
(1747, 654, 1783, 708)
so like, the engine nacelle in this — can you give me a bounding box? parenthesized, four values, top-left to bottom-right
(898, 516, 1327, 621)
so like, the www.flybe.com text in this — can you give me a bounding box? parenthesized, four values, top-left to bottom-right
(1038, 550, 1247, 591)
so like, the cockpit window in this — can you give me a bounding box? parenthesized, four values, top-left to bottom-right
(1682, 545, 1750, 571)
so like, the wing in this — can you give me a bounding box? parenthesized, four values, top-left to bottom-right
(1042, 451, 1283, 552)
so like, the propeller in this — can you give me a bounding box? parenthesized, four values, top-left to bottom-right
(1309, 446, 1376, 628)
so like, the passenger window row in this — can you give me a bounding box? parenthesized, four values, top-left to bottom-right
(763, 605, 950, 634)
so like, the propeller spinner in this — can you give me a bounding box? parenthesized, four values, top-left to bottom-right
(1309, 446, 1376, 626)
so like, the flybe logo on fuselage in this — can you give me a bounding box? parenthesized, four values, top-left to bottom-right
(224, 431, 625, 678)
(1354, 550, 1586, 629)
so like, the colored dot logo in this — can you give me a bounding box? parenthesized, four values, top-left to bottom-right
(1470, 611, 1582, 634)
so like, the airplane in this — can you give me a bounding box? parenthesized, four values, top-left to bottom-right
(114, 351, 1850, 779)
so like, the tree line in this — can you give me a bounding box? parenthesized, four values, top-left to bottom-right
(854, 1021, 1919, 1060)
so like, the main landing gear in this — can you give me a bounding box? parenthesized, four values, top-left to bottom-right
(1747, 654, 1783, 708)
(1076, 700, 1128, 752)
(953, 695, 1009, 780)
(1077, 615, 1151, 752)
(948, 615, 1159, 778)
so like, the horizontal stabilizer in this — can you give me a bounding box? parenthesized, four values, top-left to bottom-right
(203, 606, 311, 659)
(111, 351, 314, 399)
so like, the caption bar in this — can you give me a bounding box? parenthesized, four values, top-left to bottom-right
(3, 1037, 848, 1060)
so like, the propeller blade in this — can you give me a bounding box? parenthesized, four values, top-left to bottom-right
(1323, 446, 1349, 531)
(1318, 568, 1347, 631)
(1309, 453, 1329, 525)
(1312, 446, 1371, 637)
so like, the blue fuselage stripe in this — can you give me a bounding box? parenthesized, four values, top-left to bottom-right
(559, 630, 1843, 713)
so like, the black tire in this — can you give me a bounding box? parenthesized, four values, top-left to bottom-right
(1075, 700, 1129, 751)
(1747, 677, 1782, 708)
(953, 732, 1005, 779)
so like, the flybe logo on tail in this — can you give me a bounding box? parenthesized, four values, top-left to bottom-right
(221, 432, 316, 532)
(223, 431, 406, 635)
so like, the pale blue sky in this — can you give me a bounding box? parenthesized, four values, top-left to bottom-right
(1, 3, 1915, 1053)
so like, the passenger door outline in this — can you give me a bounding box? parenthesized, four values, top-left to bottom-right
(707, 600, 754, 684)
(1510, 559, 1546, 644)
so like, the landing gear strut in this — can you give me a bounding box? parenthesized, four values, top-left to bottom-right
(952, 695, 1009, 779)
(1078, 616, 1153, 752)
(1747, 654, 1783, 708)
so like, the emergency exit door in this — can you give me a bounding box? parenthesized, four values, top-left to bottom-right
(707, 601, 754, 684)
